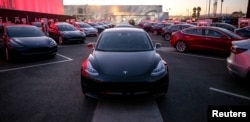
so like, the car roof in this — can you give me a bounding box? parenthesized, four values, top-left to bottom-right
(54, 22, 71, 25)
(103, 28, 145, 33)
(4, 24, 33, 27)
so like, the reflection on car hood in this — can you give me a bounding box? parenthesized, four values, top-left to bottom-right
(60, 31, 84, 37)
(81, 28, 97, 31)
(11, 36, 52, 47)
(92, 51, 156, 77)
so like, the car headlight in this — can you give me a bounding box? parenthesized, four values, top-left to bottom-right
(10, 40, 24, 47)
(151, 60, 166, 76)
(60, 32, 68, 37)
(81, 32, 86, 36)
(49, 39, 57, 46)
(85, 61, 99, 76)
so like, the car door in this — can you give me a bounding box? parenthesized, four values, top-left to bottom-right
(181, 28, 204, 50)
(202, 28, 226, 52)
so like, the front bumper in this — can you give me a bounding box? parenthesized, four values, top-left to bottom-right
(227, 60, 248, 79)
(63, 36, 86, 43)
(10, 46, 57, 58)
(81, 74, 169, 99)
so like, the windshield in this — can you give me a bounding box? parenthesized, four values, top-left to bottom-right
(6, 26, 45, 37)
(96, 31, 153, 52)
(57, 24, 77, 31)
(32, 22, 42, 27)
(78, 23, 92, 28)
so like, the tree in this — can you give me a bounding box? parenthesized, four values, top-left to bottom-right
(232, 11, 245, 18)
(192, 7, 197, 18)
(197, 7, 201, 18)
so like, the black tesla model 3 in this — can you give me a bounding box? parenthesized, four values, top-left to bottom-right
(1, 25, 57, 61)
(81, 28, 169, 99)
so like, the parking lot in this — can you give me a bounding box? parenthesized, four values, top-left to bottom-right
(0, 32, 250, 122)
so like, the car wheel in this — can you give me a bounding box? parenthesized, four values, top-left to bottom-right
(153, 30, 158, 35)
(176, 41, 187, 52)
(246, 72, 250, 81)
(80, 40, 85, 44)
(58, 36, 64, 45)
(164, 33, 171, 41)
(5, 47, 12, 62)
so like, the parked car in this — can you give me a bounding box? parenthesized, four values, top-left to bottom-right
(210, 22, 237, 32)
(170, 26, 243, 53)
(73, 22, 98, 37)
(142, 22, 156, 32)
(0, 24, 57, 61)
(138, 21, 148, 28)
(235, 26, 250, 38)
(161, 24, 196, 41)
(88, 22, 105, 33)
(48, 22, 86, 44)
(31, 22, 42, 29)
(81, 28, 169, 99)
(115, 23, 133, 28)
(151, 23, 173, 35)
(227, 39, 250, 81)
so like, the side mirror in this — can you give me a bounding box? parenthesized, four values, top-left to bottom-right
(87, 43, 95, 49)
(155, 43, 161, 49)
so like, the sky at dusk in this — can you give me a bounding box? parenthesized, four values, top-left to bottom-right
(63, 0, 249, 15)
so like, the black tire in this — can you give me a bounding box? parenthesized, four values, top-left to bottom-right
(175, 41, 187, 52)
(246, 72, 250, 82)
(164, 33, 171, 41)
(80, 40, 85, 44)
(5, 47, 13, 62)
(153, 30, 158, 35)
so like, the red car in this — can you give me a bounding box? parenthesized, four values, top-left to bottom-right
(170, 26, 243, 53)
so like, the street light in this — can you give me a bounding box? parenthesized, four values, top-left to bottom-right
(220, 0, 224, 16)
(208, 0, 211, 17)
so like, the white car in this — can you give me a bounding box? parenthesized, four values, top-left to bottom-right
(227, 39, 250, 81)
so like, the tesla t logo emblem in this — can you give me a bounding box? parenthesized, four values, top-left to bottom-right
(123, 71, 128, 75)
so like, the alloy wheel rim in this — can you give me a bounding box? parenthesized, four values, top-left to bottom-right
(59, 37, 63, 44)
(176, 41, 186, 52)
(165, 34, 170, 41)
(153, 30, 157, 35)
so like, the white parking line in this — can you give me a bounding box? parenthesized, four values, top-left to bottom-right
(56, 53, 73, 60)
(209, 87, 250, 101)
(159, 47, 226, 61)
(0, 54, 73, 73)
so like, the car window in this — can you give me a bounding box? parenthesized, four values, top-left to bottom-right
(183, 28, 202, 35)
(203, 29, 222, 37)
(6, 26, 45, 37)
(57, 24, 77, 31)
(32, 22, 42, 27)
(96, 32, 153, 52)
(78, 23, 91, 28)
(171, 25, 180, 30)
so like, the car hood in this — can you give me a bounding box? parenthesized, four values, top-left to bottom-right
(60, 31, 84, 37)
(81, 27, 97, 31)
(91, 51, 156, 77)
(10, 36, 53, 47)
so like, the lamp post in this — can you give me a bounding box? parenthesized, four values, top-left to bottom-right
(220, 0, 224, 16)
(208, 0, 211, 17)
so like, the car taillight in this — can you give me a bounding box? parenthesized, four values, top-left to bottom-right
(231, 46, 248, 54)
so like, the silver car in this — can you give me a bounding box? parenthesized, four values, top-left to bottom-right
(227, 39, 250, 80)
